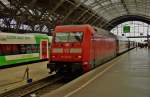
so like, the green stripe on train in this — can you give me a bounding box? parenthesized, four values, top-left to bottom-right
(0, 56, 6, 66)
(0, 57, 40, 66)
(35, 35, 50, 44)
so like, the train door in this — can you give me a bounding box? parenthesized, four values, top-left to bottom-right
(40, 40, 49, 59)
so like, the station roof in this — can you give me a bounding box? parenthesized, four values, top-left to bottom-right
(0, 0, 150, 33)
(79, 0, 150, 30)
(80, 0, 149, 21)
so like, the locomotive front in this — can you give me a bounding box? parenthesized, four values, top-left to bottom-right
(47, 26, 85, 74)
(52, 31, 83, 61)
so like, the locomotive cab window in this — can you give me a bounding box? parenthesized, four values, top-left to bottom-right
(55, 32, 83, 42)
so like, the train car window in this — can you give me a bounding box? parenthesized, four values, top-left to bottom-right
(0, 44, 19, 55)
(35, 44, 40, 53)
(0, 44, 3, 56)
(2, 45, 6, 55)
(55, 33, 68, 42)
(12, 44, 19, 54)
(5, 44, 12, 55)
(26, 45, 32, 54)
(69, 32, 83, 42)
(55, 32, 83, 42)
(1, 45, 5, 55)
(0, 44, 41, 55)
(35, 44, 37, 53)
(31, 44, 39, 53)
(1, 45, 6, 55)
(31, 44, 35, 53)
(20, 44, 26, 54)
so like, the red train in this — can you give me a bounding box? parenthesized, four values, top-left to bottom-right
(47, 24, 134, 74)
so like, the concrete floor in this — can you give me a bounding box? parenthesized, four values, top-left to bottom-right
(43, 48, 150, 97)
(0, 61, 50, 94)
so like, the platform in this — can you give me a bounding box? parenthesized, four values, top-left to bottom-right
(0, 61, 50, 94)
(43, 48, 150, 97)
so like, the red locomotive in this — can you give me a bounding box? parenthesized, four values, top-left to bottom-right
(47, 24, 132, 74)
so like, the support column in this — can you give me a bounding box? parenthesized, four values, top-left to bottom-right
(147, 25, 150, 48)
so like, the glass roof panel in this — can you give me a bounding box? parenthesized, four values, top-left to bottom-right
(101, 1, 111, 6)
(92, 5, 100, 10)
(80, 0, 150, 23)
(111, 0, 120, 3)
(84, 0, 95, 6)
(111, 21, 150, 43)
(0, 0, 10, 7)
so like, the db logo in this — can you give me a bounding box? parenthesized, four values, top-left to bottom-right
(64, 48, 69, 53)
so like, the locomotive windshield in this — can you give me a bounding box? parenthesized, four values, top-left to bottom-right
(55, 32, 83, 42)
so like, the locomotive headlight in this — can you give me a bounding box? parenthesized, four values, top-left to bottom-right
(70, 48, 82, 53)
(52, 48, 63, 53)
(78, 55, 82, 58)
(83, 62, 88, 65)
(52, 56, 56, 58)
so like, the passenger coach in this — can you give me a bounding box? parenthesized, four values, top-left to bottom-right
(0, 32, 52, 68)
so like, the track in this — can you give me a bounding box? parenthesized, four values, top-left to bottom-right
(0, 74, 66, 97)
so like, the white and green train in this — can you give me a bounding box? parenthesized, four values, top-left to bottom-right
(0, 32, 52, 68)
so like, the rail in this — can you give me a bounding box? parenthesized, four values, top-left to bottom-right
(0, 74, 64, 97)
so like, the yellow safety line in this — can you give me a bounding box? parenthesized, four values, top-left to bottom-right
(64, 52, 128, 97)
